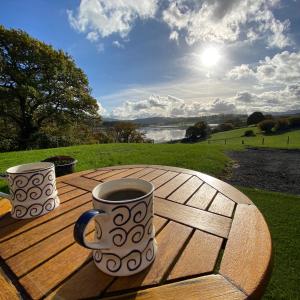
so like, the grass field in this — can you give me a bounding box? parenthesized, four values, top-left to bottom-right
(204, 127, 300, 148)
(0, 143, 241, 192)
(0, 140, 299, 299)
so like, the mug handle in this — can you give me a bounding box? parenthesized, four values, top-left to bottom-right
(73, 209, 110, 250)
(0, 174, 11, 200)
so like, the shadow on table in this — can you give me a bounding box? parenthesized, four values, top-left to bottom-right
(50, 258, 153, 299)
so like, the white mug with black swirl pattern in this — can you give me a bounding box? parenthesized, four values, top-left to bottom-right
(74, 178, 157, 277)
(0, 162, 60, 219)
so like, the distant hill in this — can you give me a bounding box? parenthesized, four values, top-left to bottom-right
(103, 114, 248, 127)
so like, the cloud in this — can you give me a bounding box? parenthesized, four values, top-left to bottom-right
(67, 0, 158, 40)
(169, 31, 179, 42)
(96, 43, 104, 52)
(97, 101, 108, 116)
(162, 0, 291, 48)
(228, 51, 300, 84)
(112, 40, 124, 48)
(208, 98, 237, 114)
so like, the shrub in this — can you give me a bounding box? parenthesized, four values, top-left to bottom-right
(243, 129, 256, 137)
(274, 118, 290, 132)
(185, 121, 211, 140)
(217, 123, 235, 132)
(258, 119, 276, 133)
(289, 116, 300, 128)
(247, 112, 265, 125)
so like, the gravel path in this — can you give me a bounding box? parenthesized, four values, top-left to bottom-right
(225, 148, 300, 195)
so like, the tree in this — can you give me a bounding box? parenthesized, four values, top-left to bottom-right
(258, 119, 276, 133)
(217, 123, 235, 132)
(185, 121, 210, 140)
(0, 26, 100, 150)
(112, 122, 145, 143)
(247, 112, 265, 125)
(274, 118, 289, 132)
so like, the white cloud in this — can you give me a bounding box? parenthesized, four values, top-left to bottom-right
(162, 0, 291, 48)
(112, 40, 124, 48)
(67, 0, 158, 41)
(97, 101, 108, 116)
(86, 31, 99, 42)
(96, 43, 104, 52)
(227, 64, 255, 80)
(169, 31, 179, 42)
(228, 51, 300, 84)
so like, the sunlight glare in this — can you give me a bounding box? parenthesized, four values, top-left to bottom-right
(201, 47, 221, 67)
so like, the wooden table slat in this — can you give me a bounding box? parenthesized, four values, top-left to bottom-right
(104, 274, 246, 300)
(57, 185, 77, 195)
(0, 192, 91, 243)
(209, 193, 235, 218)
(154, 173, 192, 199)
(220, 204, 272, 298)
(168, 230, 223, 280)
(62, 176, 99, 192)
(150, 171, 179, 189)
(154, 197, 232, 238)
(187, 183, 217, 210)
(0, 202, 92, 259)
(167, 176, 203, 204)
(0, 268, 20, 300)
(93, 169, 132, 181)
(102, 168, 144, 181)
(139, 169, 167, 182)
(126, 168, 155, 179)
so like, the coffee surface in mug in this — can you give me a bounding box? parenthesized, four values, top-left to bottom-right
(102, 188, 145, 201)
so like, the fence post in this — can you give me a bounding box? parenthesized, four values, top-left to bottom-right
(242, 140, 244, 145)
(262, 137, 264, 145)
(287, 136, 290, 145)
(225, 139, 226, 144)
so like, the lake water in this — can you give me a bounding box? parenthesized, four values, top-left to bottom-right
(141, 124, 219, 143)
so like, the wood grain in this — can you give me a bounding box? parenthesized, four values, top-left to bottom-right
(220, 204, 272, 298)
(0, 202, 92, 259)
(62, 176, 99, 192)
(102, 168, 143, 181)
(139, 169, 167, 182)
(57, 185, 77, 195)
(209, 193, 235, 218)
(187, 183, 217, 210)
(154, 197, 232, 238)
(6, 223, 91, 277)
(93, 169, 131, 181)
(46, 216, 168, 300)
(0, 198, 11, 217)
(83, 169, 109, 179)
(59, 188, 87, 203)
(0, 268, 20, 300)
(0, 193, 91, 243)
(167, 176, 203, 204)
(104, 275, 246, 300)
(127, 168, 155, 179)
(107, 221, 192, 293)
(154, 173, 191, 198)
(150, 171, 179, 189)
(20, 238, 92, 299)
(168, 230, 223, 280)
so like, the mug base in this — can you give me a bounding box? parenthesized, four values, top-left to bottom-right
(11, 196, 60, 219)
(93, 238, 158, 277)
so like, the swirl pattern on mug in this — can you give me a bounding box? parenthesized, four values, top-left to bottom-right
(12, 197, 58, 218)
(93, 237, 156, 274)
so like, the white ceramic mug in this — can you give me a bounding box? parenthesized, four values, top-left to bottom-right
(74, 178, 157, 276)
(0, 162, 60, 219)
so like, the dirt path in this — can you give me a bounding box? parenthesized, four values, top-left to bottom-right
(225, 148, 300, 195)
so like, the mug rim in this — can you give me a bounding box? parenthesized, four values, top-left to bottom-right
(92, 178, 154, 204)
(6, 162, 54, 175)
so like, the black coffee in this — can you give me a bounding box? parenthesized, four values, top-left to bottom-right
(103, 189, 146, 201)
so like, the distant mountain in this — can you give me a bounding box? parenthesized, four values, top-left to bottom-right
(267, 109, 300, 116)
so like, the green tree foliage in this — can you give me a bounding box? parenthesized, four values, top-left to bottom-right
(217, 123, 235, 132)
(100, 122, 146, 143)
(258, 119, 276, 133)
(274, 118, 290, 132)
(289, 116, 300, 128)
(0, 26, 100, 150)
(247, 111, 265, 125)
(185, 121, 211, 140)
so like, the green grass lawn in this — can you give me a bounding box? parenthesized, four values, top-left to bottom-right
(0, 143, 241, 192)
(240, 187, 300, 299)
(0, 142, 299, 299)
(203, 127, 300, 148)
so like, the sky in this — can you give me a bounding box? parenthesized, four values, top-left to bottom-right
(1, 0, 300, 119)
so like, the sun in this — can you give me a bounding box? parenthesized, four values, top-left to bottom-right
(201, 46, 221, 67)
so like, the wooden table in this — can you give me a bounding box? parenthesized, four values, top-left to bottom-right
(0, 165, 272, 300)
